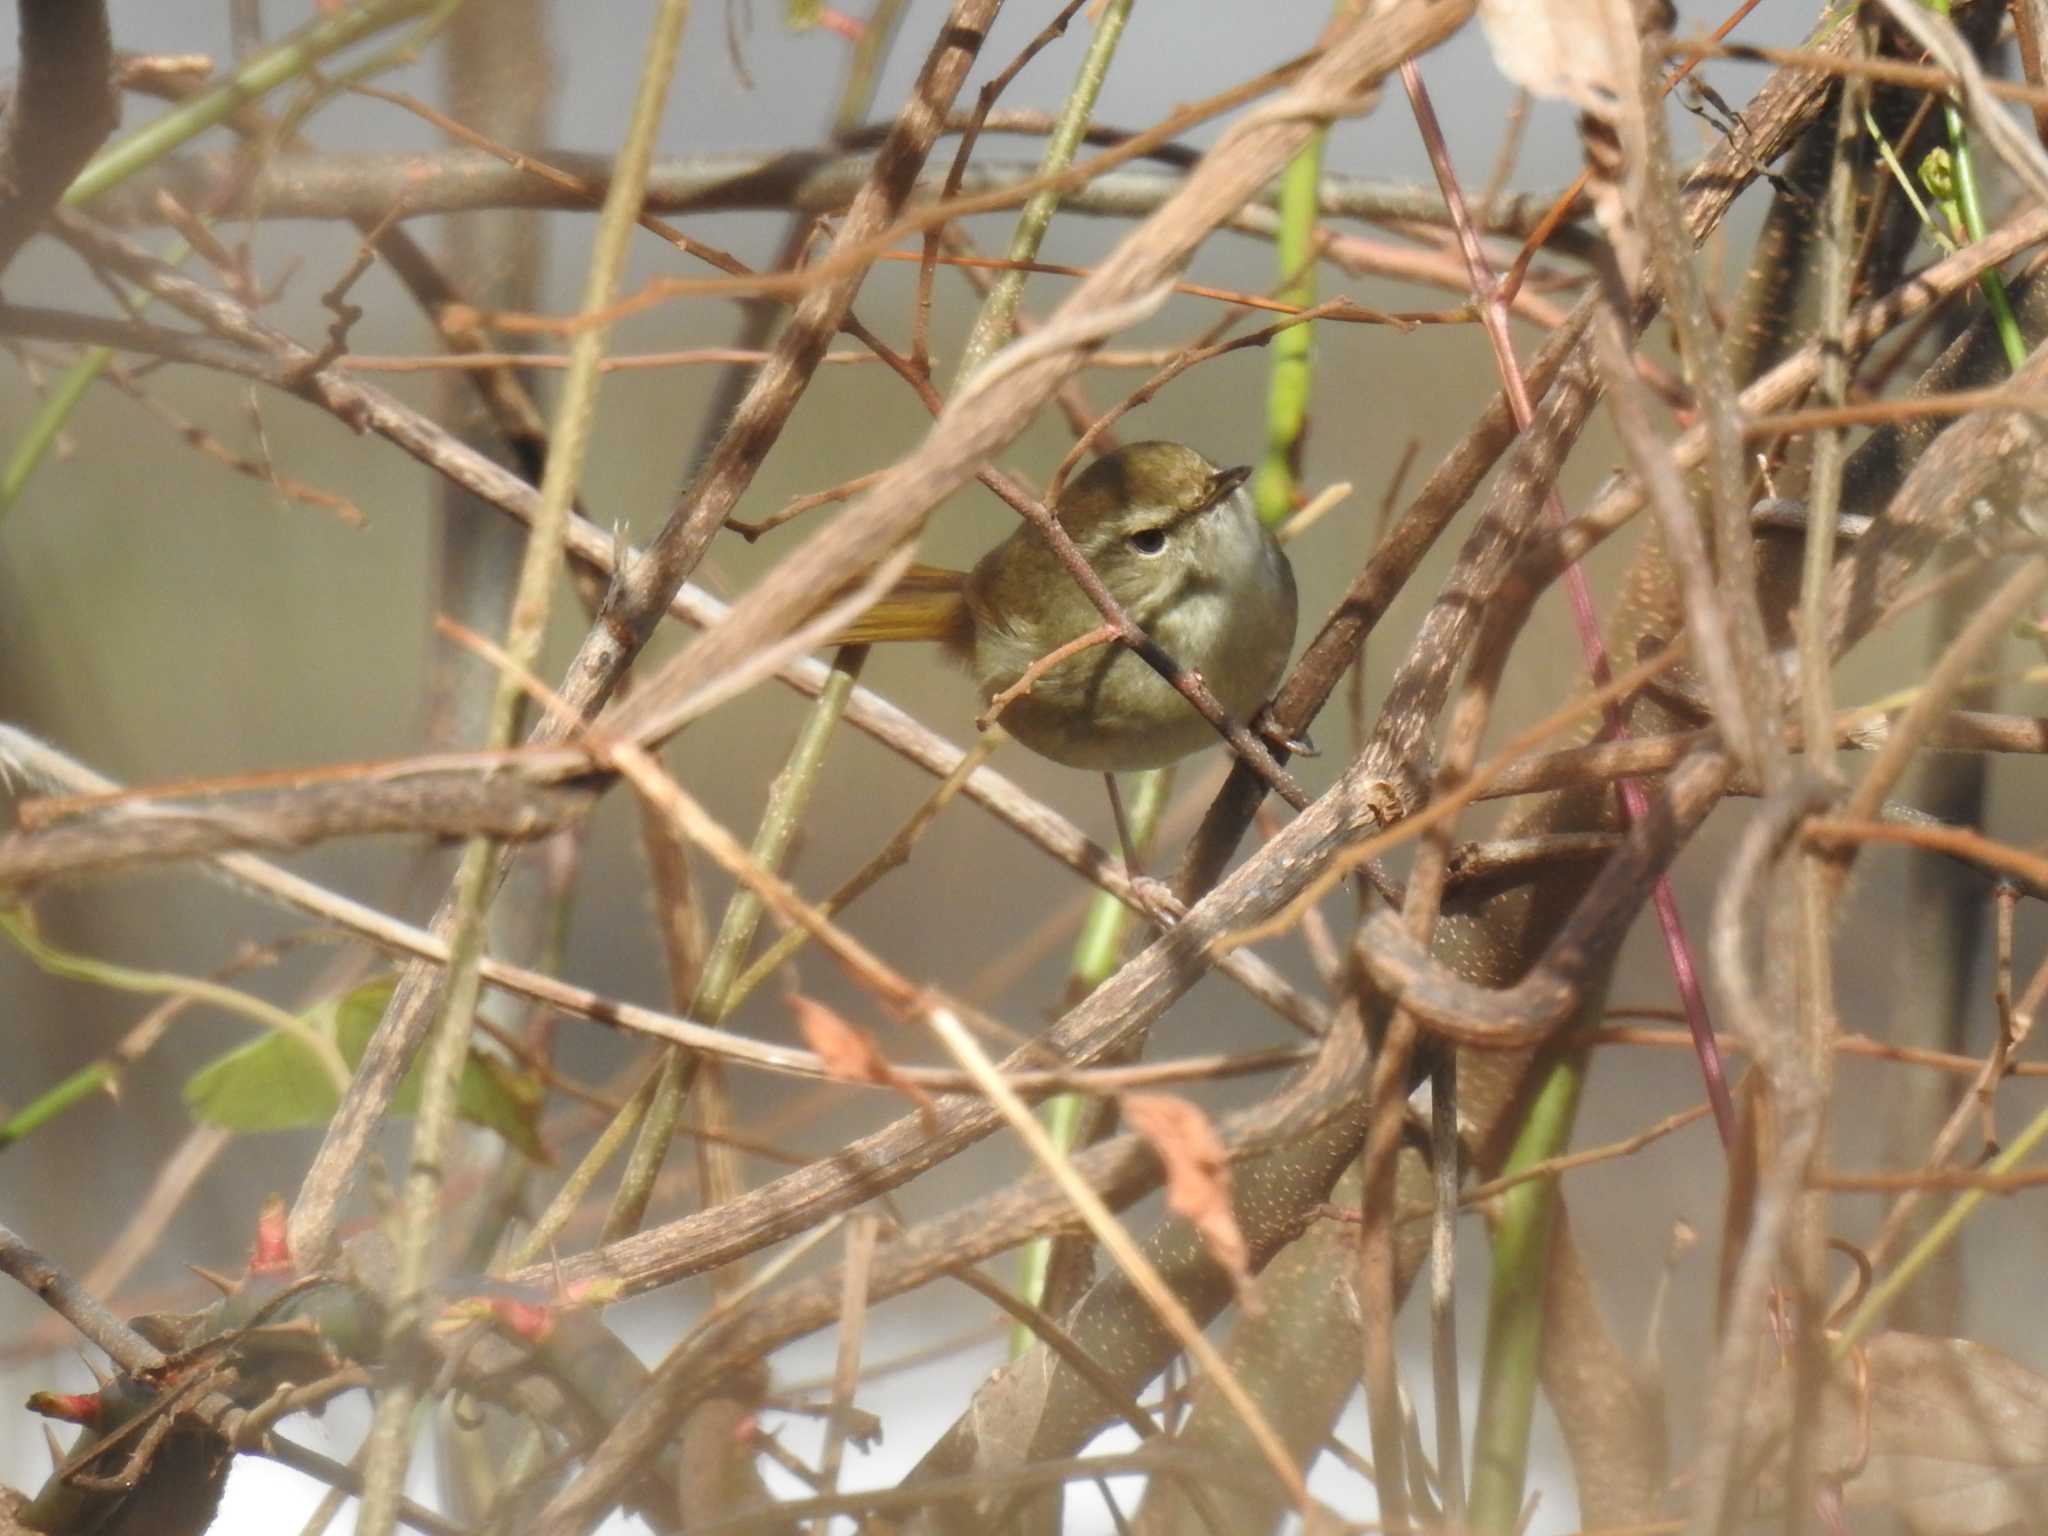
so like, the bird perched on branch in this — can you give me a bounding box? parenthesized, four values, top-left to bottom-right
(838, 440, 1298, 772)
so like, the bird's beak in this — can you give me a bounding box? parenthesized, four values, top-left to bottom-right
(1210, 464, 1252, 503)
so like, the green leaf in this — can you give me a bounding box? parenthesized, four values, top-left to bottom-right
(449, 1048, 548, 1161)
(785, 0, 823, 28)
(181, 984, 376, 1135)
(183, 978, 548, 1160)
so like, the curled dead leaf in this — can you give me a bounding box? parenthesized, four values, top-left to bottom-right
(1477, 0, 1671, 118)
(790, 993, 939, 1129)
(1738, 1331, 2048, 1534)
(1120, 1091, 1258, 1314)
(1475, 0, 1676, 290)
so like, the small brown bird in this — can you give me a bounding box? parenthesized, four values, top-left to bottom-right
(839, 441, 1298, 771)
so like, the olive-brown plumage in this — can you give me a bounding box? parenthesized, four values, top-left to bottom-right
(839, 442, 1297, 770)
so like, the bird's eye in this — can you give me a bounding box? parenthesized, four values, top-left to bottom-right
(1127, 527, 1169, 556)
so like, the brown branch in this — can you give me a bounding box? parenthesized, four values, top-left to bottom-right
(0, 0, 117, 276)
(0, 776, 595, 894)
(0, 1222, 154, 1371)
(529, 975, 1376, 1536)
(117, 44, 565, 490)
(273, 0, 1004, 1274)
(564, 0, 1001, 726)
(1477, 708, 2048, 799)
(1175, 11, 1866, 898)
(1352, 749, 1734, 1048)
(1681, 33, 2048, 112)
(1804, 816, 2048, 902)
(1831, 347, 2048, 654)
(598, 0, 1473, 791)
(86, 142, 1582, 244)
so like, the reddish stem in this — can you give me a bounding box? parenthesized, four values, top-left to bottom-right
(1400, 60, 1736, 1149)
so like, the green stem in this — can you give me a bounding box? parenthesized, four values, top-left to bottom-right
(0, 351, 106, 521)
(354, 2, 691, 1530)
(0, 908, 349, 1090)
(1837, 1092, 2048, 1349)
(503, 1068, 658, 1271)
(1467, 1044, 1588, 1532)
(1863, 105, 1949, 252)
(64, 0, 442, 208)
(271, 0, 464, 145)
(716, 736, 996, 1014)
(576, 0, 913, 1248)
(955, 0, 1135, 383)
(1926, 0, 2026, 372)
(1251, 115, 1326, 527)
(947, 0, 1142, 1347)
(1010, 764, 1169, 1352)
(833, 0, 912, 137)
(0, 1059, 128, 1152)
(601, 647, 867, 1242)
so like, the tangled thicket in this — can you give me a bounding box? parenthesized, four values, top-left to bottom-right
(3, 1, 2048, 1533)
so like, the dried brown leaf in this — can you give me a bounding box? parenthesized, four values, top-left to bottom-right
(1475, 0, 1673, 287)
(1742, 1332, 2048, 1534)
(1476, 0, 1641, 117)
(790, 994, 940, 1129)
(1119, 1091, 1258, 1314)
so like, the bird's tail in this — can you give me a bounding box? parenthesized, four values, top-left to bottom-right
(835, 564, 974, 646)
